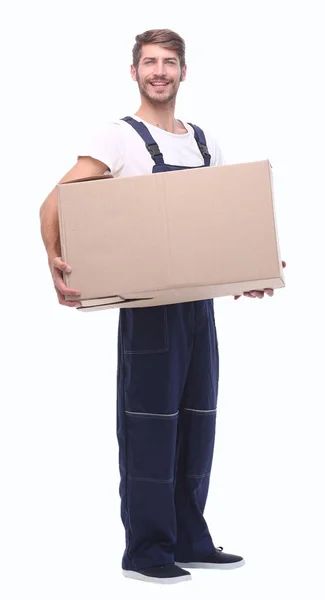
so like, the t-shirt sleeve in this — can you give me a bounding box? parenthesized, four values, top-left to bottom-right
(76, 122, 125, 176)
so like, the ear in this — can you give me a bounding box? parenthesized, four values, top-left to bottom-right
(181, 64, 187, 82)
(130, 65, 137, 81)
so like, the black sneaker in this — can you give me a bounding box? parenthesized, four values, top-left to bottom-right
(175, 546, 245, 570)
(122, 563, 192, 584)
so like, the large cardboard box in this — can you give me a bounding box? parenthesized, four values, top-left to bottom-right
(57, 160, 285, 311)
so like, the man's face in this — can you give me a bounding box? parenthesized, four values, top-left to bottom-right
(131, 44, 187, 105)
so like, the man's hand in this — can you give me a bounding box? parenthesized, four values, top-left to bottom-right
(234, 261, 286, 300)
(49, 256, 82, 307)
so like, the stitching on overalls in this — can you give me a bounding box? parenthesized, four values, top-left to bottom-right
(127, 475, 174, 484)
(184, 408, 217, 414)
(187, 472, 211, 479)
(125, 410, 179, 418)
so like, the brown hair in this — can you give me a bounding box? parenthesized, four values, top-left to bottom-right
(132, 29, 186, 70)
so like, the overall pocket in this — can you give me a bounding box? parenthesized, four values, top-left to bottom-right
(122, 305, 169, 354)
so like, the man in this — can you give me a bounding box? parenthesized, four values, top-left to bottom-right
(39, 29, 286, 585)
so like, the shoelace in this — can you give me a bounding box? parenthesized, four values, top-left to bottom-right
(216, 546, 224, 552)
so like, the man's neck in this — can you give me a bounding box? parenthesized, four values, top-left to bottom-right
(135, 102, 182, 134)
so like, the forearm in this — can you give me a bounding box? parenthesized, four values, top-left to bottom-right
(39, 156, 108, 265)
(39, 188, 61, 263)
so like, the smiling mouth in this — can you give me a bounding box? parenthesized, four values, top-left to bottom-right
(150, 81, 170, 87)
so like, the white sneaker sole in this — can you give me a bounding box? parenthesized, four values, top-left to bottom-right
(122, 569, 192, 584)
(175, 559, 246, 570)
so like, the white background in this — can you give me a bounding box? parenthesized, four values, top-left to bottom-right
(1, 0, 324, 598)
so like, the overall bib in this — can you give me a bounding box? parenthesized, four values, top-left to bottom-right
(117, 116, 219, 571)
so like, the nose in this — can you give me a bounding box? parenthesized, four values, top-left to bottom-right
(152, 60, 167, 77)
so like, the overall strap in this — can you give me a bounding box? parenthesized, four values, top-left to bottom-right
(121, 116, 165, 166)
(187, 123, 211, 166)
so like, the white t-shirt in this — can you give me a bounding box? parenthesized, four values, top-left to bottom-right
(77, 114, 224, 178)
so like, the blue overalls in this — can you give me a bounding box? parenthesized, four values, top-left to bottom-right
(116, 116, 219, 571)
